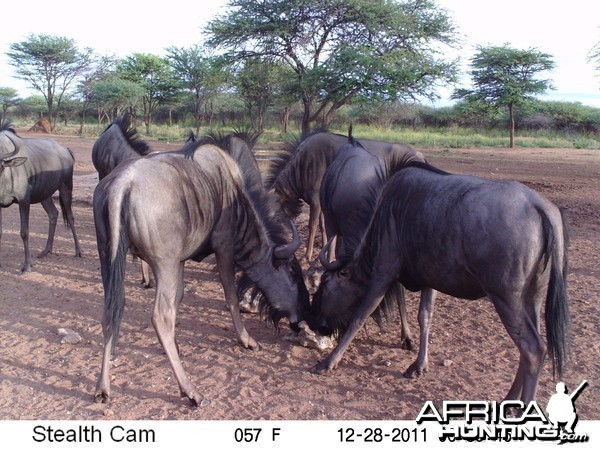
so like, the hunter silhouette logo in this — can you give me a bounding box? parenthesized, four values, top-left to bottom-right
(546, 380, 588, 437)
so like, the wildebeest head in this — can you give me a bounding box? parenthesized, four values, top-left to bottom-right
(308, 239, 366, 337)
(0, 131, 28, 172)
(267, 230, 311, 330)
(237, 200, 311, 332)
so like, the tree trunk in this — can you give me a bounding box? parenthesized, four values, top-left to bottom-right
(281, 107, 289, 133)
(508, 103, 515, 148)
(301, 97, 313, 135)
(322, 108, 338, 129)
(79, 110, 86, 135)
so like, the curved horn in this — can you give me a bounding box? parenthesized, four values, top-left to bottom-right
(1, 133, 21, 160)
(319, 237, 343, 271)
(273, 220, 301, 259)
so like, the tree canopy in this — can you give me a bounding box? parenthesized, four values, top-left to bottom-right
(453, 44, 555, 147)
(0, 87, 20, 122)
(6, 34, 93, 130)
(117, 53, 179, 133)
(166, 45, 226, 134)
(206, 0, 458, 133)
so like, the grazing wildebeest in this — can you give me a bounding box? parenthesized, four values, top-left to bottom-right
(311, 159, 570, 405)
(319, 134, 415, 349)
(93, 141, 310, 406)
(267, 130, 425, 261)
(0, 122, 82, 273)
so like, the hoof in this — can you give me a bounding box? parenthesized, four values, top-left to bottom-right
(197, 399, 211, 408)
(94, 392, 110, 404)
(400, 338, 415, 351)
(249, 341, 261, 352)
(310, 360, 335, 375)
(186, 392, 210, 408)
(241, 337, 261, 351)
(404, 363, 427, 379)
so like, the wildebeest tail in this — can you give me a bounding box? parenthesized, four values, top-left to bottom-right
(542, 206, 570, 379)
(104, 188, 129, 348)
(58, 195, 69, 225)
(372, 281, 403, 327)
(58, 148, 76, 225)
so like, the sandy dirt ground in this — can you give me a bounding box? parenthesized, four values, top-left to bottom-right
(0, 131, 598, 421)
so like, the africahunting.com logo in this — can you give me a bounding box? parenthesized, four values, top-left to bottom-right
(416, 380, 589, 444)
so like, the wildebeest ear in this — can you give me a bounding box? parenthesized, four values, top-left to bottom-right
(2, 156, 27, 167)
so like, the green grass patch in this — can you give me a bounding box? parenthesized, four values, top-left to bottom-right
(39, 121, 600, 150)
(332, 125, 600, 150)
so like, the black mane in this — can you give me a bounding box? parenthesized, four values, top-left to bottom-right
(109, 114, 151, 156)
(263, 125, 333, 188)
(206, 127, 262, 152)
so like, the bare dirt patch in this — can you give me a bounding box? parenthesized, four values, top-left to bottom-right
(1, 133, 598, 420)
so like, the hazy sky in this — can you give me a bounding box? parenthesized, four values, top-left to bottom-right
(1, 0, 599, 106)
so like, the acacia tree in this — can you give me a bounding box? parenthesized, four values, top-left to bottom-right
(453, 44, 555, 148)
(6, 34, 94, 130)
(165, 45, 225, 134)
(234, 57, 292, 131)
(76, 55, 117, 133)
(91, 78, 144, 125)
(206, 0, 457, 134)
(117, 53, 179, 134)
(0, 87, 20, 122)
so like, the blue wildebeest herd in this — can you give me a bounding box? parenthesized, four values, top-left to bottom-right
(0, 117, 570, 409)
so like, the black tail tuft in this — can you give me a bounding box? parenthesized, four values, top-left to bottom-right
(103, 199, 129, 348)
(542, 209, 570, 379)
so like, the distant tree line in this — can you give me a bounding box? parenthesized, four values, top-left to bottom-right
(1, 0, 599, 146)
(342, 99, 600, 135)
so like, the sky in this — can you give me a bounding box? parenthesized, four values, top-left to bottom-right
(1, 0, 599, 107)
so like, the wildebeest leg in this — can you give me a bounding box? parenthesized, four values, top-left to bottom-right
(319, 211, 328, 250)
(151, 261, 205, 406)
(305, 203, 321, 262)
(38, 197, 58, 258)
(492, 292, 546, 404)
(57, 184, 82, 257)
(312, 282, 389, 374)
(95, 321, 115, 404)
(18, 202, 32, 273)
(404, 288, 437, 378)
(0, 208, 3, 267)
(214, 249, 260, 350)
(140, 260, 153, 288)
(394, 282, 414, 350)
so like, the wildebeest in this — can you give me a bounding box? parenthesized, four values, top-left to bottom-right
(92, 115, 154, 285)
(93, 140, 310, 406)
(319, 134, 415, 349)
(267, 130, 425, 261)
(92, 116, 263, 288)
(0, 122, 82, 272)
(311, 159, 570, 405)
